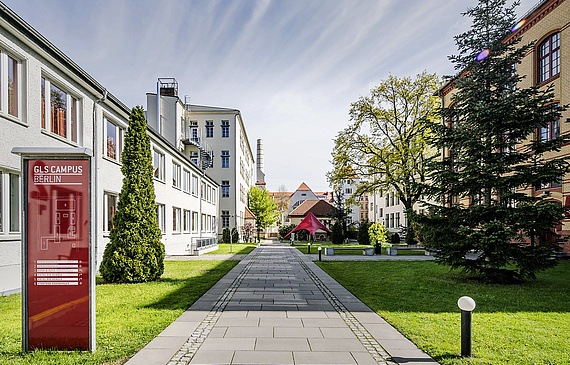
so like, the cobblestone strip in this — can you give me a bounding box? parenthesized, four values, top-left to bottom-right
(293, 253, 397, 365)
(166, 252, 258, 365)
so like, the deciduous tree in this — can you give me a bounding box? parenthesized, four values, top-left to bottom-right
(328, 71, 440, 212)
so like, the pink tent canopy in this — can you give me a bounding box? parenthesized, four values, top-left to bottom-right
(284, 212, 332, 239)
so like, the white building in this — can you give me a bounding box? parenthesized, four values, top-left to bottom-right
(337, 178, 361, 227)
(0, 6, 218, 295)
(176, 101, 255, 240)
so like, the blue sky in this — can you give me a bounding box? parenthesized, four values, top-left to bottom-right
(5, 0, 537, 192)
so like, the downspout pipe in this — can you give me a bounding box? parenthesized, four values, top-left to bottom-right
(92, 88, 107, 268)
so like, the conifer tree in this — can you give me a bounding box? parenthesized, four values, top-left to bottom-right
(100, 106, 165, 283)
(419, 0, 569, 282)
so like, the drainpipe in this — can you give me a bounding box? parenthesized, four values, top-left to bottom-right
(92, 88, 107, 267)
(156, 81, 160, 134)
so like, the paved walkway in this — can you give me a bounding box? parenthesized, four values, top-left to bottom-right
(126, 241, 437, 365)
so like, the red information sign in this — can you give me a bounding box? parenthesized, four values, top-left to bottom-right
(26, 159, 90, 350)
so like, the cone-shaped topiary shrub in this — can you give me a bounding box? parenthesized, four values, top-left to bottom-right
(100, 106, 165, 283)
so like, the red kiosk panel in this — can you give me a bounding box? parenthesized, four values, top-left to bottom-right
(26, 159, 90, 350)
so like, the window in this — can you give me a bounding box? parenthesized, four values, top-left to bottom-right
(222, 180, 230, 198)
(536, 176, 563, 191)
(390, 213, 394, 228)
(538, 32, 560, 84)
(0, 52, 24, 120)
(221, 120, 230, 138)
(0, 172, 2, 232)
(345, 188, 352, 194)
(103, 192, 118, 232)
(105, 118, 123, 162)
(222, 210, 230, 228)
(192, 211, 198, 232)
(172, 162, 181, 188)
(221, 151, 230, 168)
(395, 212, 400, 227)
(8, 173, 19, 232)
(191, 175, 198, 196)
(153, 149, 164, 181)
(173, 207, 181, 232)
(200, 182, 206, 200)
(386, 194, 390, 207)
(156, 204, 165, 233)
(206, 120, 213, 138)
(190, 151, 199, 165)
(183, 210, 191, 233)
(189, 121, 198, 141)
(201, 214, 206, 231)
(41, 77, 80, 143)
(183, 170, 190, 193)
(539, 103, 560, 142)
(6, 54, 19, 118)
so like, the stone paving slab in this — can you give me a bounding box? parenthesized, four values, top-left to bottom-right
(126, 241, 438, 365)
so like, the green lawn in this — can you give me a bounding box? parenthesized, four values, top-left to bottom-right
(0, 260, 237, 365)
(293, 243, 425, 256)
(317, 260, 570, 365)
(205, 243, 257, 255)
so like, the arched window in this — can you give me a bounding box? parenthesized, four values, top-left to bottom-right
(538, 32, 560, 84)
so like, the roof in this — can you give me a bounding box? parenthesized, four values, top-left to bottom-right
(295, 182, 312, 191)
(186, 104, 240, 113)
(244, 206, 256, 219)
(289, 199, 335, 217)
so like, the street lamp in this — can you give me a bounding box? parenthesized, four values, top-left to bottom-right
(458, 296, 476, 357)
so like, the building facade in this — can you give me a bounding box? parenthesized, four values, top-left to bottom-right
(0, 5, 218, 295)
(439, 0, 570, 253)
(183, 104, 255, 240)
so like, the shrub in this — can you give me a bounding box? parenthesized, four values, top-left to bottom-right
(358, 222, 372, 245)
(100, 106, 164, 283)
(391, 232, 401, 244)
(221, 228, 230, 243)
(331, 221, 344, 245)
(231, 227, 239, 243)
(346, 225, 358, 240)
(279, 224, 296, 239)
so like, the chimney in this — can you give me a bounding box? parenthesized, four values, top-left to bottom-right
(256, 139, 265, 186)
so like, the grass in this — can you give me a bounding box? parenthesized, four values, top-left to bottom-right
(317, 260, 570, 365)
(205, 243, 257, 255)
(293, 243, 425, 256)
(0, 260, 237, 364)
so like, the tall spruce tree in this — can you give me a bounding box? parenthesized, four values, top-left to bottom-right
(100, 106, 165, 283)
(419, 0, 569, 282)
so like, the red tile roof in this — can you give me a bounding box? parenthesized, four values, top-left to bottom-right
(289, 199, 335, 217)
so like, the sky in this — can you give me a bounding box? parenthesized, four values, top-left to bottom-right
(4, 0, 538, 192)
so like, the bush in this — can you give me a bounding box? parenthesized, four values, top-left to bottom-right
(358, 222, 372, 245)
(405, 223, 417, 245)
(391, 232, 401, 244)
(222, 228, 231, 243)
(279, 224, 296, 239)
(346, 225, 358, 240)
(331, 221, 344, 245)
(231, 227, 239, 243)
(100, 106, 164, 283)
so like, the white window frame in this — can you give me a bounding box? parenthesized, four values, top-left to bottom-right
(156, 203, 165, 233)
(191, 174, 198, 196)
(41, 75, 81, 144)
(1, 50, 24, 122)
(172, 162, 181, 188)
(104, 117, 124, 163)
(153, 148, 165, 182)
(182, 169, 190, 193)
(0, 170, 21, 235)
(192, 211, 198, 232)
(183, 209, 191, 233)
(172, 207, 181, 233)
(103, 191, 119, 232)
